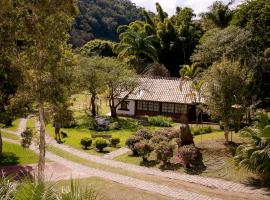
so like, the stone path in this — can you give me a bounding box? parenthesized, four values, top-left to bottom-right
(2, 137, 220, 200)
(3, 118, 270, 199)
(102, 147, 130, 159)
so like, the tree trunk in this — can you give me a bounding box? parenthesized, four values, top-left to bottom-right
(224, 121, 229, 142)
(91, 94, 96, 117)
(0, 131, 2, 154)
(109, 97, 118, 119)
(38, 101, 46, 182)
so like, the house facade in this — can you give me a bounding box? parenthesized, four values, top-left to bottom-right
(114, 77, 204, 123)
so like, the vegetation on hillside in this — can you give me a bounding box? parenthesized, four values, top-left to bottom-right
(71, 0, 146, 47)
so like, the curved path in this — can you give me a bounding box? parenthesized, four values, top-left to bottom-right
(2, 117, 270, 199)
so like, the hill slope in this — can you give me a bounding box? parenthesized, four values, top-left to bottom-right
(71, 0, 145, 47)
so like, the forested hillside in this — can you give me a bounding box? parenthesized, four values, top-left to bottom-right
(71, 0, 145, 47)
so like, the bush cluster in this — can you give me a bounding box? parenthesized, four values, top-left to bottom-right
(21, 128, 33, 148)
(80, 136, 120, 151)
(145, 116, 172, 127)
(126, 127, 201, 169)
(192, 126, 212, 135)
(80, 137, 92, 149)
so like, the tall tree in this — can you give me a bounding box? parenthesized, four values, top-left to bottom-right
(200, 1, 234, 30)
(0, 0, 24, 126)
(114, 27, 158, 73)
(77, 56, 106, 117)
(201, 59, 252, 142)
(232, 0, 270, 55)
(17, 0, 77, 181)
(101, 58, 139, 119)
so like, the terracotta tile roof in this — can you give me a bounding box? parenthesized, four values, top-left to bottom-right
(118, 76, 204, 104)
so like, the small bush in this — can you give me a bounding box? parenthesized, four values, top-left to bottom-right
(125, 135, 142, 155)
(95, 138, 109, 152)
(146, 116, 172, 127)
(176, 145, 201, 168)
(110, 137, 120, 147)
(21, 128, 33, 148)
(134, 140, 154, 162)
(80, 137, 92, 150)
(135, 129, 153, 139)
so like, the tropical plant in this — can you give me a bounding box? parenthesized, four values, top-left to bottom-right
(60, 179, 99, 200)
(234, 111, 270, 183)
(114, 28, 158, 69)
(200, 1, 234, 29)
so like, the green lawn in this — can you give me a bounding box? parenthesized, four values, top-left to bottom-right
(4, 118, 21, 131)
(0, 141, 39, 166)
(26, 116, 37, 130)
(46, 117, 165, 156)
(113, 131, 258, 183)
(1, 131, 19, 140)
(56, 177, 171, 200)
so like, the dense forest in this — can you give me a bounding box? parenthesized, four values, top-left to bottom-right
(71, 0, 146, 47)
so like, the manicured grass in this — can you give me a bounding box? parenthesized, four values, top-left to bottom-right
(0, 141, 39, 166)
(4, 118, 21, 131)
(1, 131, 19, 140)
(57, 177, 171, 200)
(113, 131, 257, 183)
(46, 117, 164, 156)
(26, 117, 37, 130)
(71, 93, 110, 115)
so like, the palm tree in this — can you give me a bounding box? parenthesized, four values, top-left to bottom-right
(113, 28, 158, 72)
(180, 64, 201, 81)
(234, 111, 270, 183)
(200, 1, 234, 29)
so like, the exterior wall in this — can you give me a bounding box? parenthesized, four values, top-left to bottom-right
(114, 99, 135, 116)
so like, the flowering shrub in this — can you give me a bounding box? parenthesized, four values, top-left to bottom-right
(135, 129, 153, 139)
(155, 141, 175, 165)
(134, 140, 154, 162)
(125, 135, 142, 155)
(176, 145, 200, 168)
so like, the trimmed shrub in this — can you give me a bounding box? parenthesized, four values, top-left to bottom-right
(155, 141, 175, 165)
(134, 140, 154, 162)
(80, 137, 92, 150)
(176, 145, 201, 168)
(95, 138, 109, 152)
(110, 137, 120, 147)
(125, 135, 142, 155)
(21, 128, 33, 148)
(135, 129, 153, 139)
(146, 116, 172, 127)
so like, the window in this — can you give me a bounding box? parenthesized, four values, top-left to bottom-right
(137, 101, 159, 111)
(175, 104, 187, 114)
(162, 103, 174, 113)
(120, 101, 129, 110)
(148, 102, 159, 111)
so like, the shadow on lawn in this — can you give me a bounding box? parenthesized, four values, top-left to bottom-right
(0, 165, 34, 181)
(0, 152, 19, 166)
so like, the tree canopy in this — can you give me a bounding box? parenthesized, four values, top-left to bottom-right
(71, 0, 146, 47)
